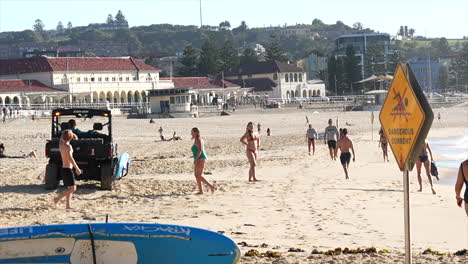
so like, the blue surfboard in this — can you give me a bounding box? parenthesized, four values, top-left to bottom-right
(115, 152, 131, 179)
(0, 223, 240, 264)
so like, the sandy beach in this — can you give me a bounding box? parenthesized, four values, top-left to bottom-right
(0, 106, 467, 263)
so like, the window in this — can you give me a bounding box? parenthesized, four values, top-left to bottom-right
(98, 77, 102, 82)
(273, 73, 278, 80)
(133, 76, 137, 81)
(176, 96, 180, 104)
(181, 96, 186, 103)
(294, 73, 298, 82)
(146, 73, 152, 81)
(77, 77, 81, 82)
(299, 73, 303, 82)
(112, 77, 116, 82)
(84, 77, 88, 82)
(105, 77, 109, 82)
(126, 77, 130, 81)
(247, 74, 252, 78)
(119, 77, 123, 81)
(285, 74, 289, 82)
(90, 77, 95, 82)
(289, 73, 293, 82)
(170, 97, 175, 104)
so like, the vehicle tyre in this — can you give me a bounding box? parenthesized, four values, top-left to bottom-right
(100, 162, 114, 190)
(45, 163, 59, 190)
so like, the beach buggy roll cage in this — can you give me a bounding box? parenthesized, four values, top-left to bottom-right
(51, 108, 112, 139)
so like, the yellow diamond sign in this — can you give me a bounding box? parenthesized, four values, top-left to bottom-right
(379, 63, 433, 171)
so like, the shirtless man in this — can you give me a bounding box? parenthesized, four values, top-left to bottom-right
(334, 128, 355, 179)
(416, 140, 436, 194)
(53, 130, 82, 209)
(324, 119, 339, 160)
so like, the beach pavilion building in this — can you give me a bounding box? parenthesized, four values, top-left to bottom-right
(0, 56, 164, 107)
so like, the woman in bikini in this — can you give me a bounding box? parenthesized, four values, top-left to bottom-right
(240, 122, 260, 182)
(191, 127, 215, 194)
(378, 127, 389, 162)
(416, 140, 436, 194)
(455, 159, 468, 216)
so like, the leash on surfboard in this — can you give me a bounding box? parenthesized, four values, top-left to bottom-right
(87, 224, 97, 264)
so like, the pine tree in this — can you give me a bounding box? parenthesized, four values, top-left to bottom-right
(365, 41, 386, 76)
(33, 19, 48, 41)
(67, 21, 73, 31)
(106, 14, 114, 24)
(219, 40, 239, 72)
(240, 48, 258, 65)
(198, 39, 219, 75)
(327, 56, 345, 95)
(265, 34, 288, 62)
(56, 21, 64, 33)
(115, 10, 127, 25)
(179, 45, 199, 76)
(344, 44, 361, 94)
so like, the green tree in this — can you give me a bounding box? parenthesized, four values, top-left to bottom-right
(437, 65, 448, 91)
(218, 21, 231, 31)
(219, 40, 239, 72)
(240, 48, 258, 65)
(365, 41, 386, 76)
(265, 33, 288, 62)
(344, 44, 361, 94)
(179, 45, 199, 76)
(327, 56, 345, 95)
(436, 37, 450, 58)
(388, 49, 403, 73)
(232, 21, 247, 34)
(106, 14, 114, 24)
(450, 42, 468, 90)
(56, 21, 64, 33)
(33, 19, 48, 41)
(408, 28, 415, 37)
(312, 18, 324, 25)
(115, 10, 127, 25)
(352, 22, 363, 32)
(66, 21, 73, 31)
(198, 39, 220, 75)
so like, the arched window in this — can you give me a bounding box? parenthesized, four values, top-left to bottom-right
(294, 73, 298, 82)
(290, 73, 293, 82)
(273, 73, 278, 80)
(286, 91, 290, 98)
(316, 90, 321, 96)
(299, 73, 303, 82)
(308, 90, 312, 97)
(146, 73, 152, 81)
(302, 90, 307, 97)
(285, 74, 289, 82)
(61, 74, 68, 84)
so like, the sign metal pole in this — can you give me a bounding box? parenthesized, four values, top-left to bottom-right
(403, 162, 412, 264)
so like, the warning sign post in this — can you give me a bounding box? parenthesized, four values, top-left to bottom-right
(379, 63, 434, 264)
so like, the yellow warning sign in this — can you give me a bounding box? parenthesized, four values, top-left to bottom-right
(379, 64, 426, 171)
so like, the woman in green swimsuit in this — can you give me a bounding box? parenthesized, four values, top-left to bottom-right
(191, 127, 215, 194)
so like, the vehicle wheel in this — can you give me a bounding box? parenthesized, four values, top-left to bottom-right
(100, 162, 114, 190)
(45, 163, 59, 190)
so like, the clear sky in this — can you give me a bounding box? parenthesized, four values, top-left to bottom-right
(0, 0, 467, 38)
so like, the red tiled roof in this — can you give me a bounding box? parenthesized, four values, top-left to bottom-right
(161, 77, 239, 89)
(0, 57, 159, 75)
(0, 79, 59, 93)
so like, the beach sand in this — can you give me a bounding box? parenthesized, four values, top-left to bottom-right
(0, 106, 467, 263)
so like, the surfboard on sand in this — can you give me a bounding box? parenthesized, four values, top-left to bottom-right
(0, 223, 240, 264)
(115, 152, 130, 180)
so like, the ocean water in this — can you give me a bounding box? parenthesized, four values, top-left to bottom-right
(430, 135, 468, 169)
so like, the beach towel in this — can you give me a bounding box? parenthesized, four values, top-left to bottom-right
(430, 161, 439, 180)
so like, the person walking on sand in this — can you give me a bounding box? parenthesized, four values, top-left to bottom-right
(324, 119, 339, 160)
(240, 122, 260, 182)
(455, 159, 468, 216)
(53, 130, 81, 209)
(416, 139, 436, 194)
(335, 128, 355, 179)
(306, 124, 318, 155)
(257, 123, 261, 133)
(191, 127, 215, 194)
(378, 127, 389, 162)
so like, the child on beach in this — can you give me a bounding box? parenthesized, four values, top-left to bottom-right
(240, 122, 260, 182)
(334, 128, 355, 180)
(306, 124, 318, 155)
(0, 143, 37, 158)
(53, 130, 81, 209)
(378, 127, 389, 162)
(191, 127, 215, 194)
(455, 159, 468, 216)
